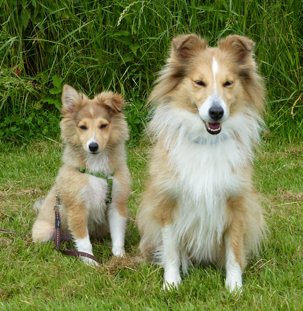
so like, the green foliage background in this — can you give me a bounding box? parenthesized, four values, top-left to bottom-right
(0, 0, 302, 144)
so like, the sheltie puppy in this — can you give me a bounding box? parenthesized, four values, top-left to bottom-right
(32, 85, 131, 264)
(138, 34, 266, 291)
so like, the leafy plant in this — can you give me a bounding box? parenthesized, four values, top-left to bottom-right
(125, 89, 148, 147)
(0, 111, 60, 142)
(0, 0, 302, 143)
(41, 75, 64, 111)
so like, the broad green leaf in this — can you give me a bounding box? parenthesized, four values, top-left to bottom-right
(114, 36, 132, 46)
(41, 97, 55, 103)
(52, 75, 63, 89)
(21, 9, 30, 30)
(113, 31, 130, 37)
(122, 52, 134, 63)
(54, 99, 61, 110)
(49, 88, 61, 94)
(130, 43, 140, 56)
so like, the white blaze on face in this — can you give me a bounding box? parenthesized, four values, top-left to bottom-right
(198, 57, 228, 124)
(87, 132, 97, 152)
(212, 57, 219, 93)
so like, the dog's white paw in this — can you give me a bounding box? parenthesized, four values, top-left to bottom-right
(163, 270, 181, 290)
(81, 255, 99, 266)
(112, 246, 125, 257)
(162, 278, 181, 290)
(225, 275, 242, 292)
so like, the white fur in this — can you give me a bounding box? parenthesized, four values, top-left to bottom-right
(108, 205, 127, 256)
(212, 57, 219, 92)
(82, 150, 111, 224)
(150, 103, 262, 153)
(148, 103, 262, 271)
(86, 150, 110, 174)
(82, 175, 108, 224)
(162, 225, 181, 289)
(225, 239, 243, 291)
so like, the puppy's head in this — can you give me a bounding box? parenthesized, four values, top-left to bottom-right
(60, 85, 127, 153)
(150, 34, 264, 136)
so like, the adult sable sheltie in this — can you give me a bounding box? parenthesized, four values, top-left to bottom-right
(138, 34, 266, 290)
(32, 85, 130, 264)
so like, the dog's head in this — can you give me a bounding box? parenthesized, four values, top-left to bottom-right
(60, 85, 128, 153)
(149, 34, 265, 136)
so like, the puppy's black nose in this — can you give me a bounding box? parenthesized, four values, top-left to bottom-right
(209, 105, 224, 121)
(89, 142, 99, 152)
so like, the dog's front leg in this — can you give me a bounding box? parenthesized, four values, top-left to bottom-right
(67, 205, 97, 266)
(108, 205, 127, 256)
(224, 198, 246, 291)
(162, 224, 181, 289)
(108, 166, 130, 257)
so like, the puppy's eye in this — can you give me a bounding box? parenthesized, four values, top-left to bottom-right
(79, 125, 87, 130)
(195, 80, 206, 87)
(100, 124, 108, 129)
(223, 81, 233, 87)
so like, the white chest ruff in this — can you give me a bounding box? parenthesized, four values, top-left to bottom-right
(165, 137, 247, 263)
(82, 175, 108, 224)
(150, 104, 261, 263)
(81, 152, 112, 224)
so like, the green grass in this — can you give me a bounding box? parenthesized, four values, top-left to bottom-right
(1, 0, 302, 143)
(0, 138, 302, 310)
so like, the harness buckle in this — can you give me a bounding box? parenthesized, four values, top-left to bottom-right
(54, 192, 61, 211)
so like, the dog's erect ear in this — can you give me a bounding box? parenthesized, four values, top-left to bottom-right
(103, 93, 123, 113)
(218, 35, 254, 62)
(61, 84, 81, 114)
(172, 34, 207, 59)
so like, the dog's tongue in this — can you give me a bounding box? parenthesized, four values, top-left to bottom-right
(208, 123, 221, 130)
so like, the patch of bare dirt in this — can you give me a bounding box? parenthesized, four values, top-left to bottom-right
(100, 253, 143, 276)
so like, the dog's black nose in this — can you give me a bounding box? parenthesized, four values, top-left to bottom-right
(89, 142, 99, 152)
(209, 105, 224, 121)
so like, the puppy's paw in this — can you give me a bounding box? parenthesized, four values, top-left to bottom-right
(112, 246, 125, 257)
(81, 255, 99, 266)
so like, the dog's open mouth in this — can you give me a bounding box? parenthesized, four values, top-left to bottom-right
(203, 121, 222, 135)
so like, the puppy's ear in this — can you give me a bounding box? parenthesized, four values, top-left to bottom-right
(61, 84, 81, 114)
(172, 34, 207, 60)
(218, 35, 254, 62)
(100, 93, 123, 113)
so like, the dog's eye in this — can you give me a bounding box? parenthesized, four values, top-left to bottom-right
(195, 80, 206, 87)
(79, 125, 87, 130)
(100, 124, 108, 129)
(223, 81, 233, 87)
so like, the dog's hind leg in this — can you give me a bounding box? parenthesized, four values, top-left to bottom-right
(32, 219, 55, 242)
(32, 187, 57, 242)
(32, 198, 45, 211)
